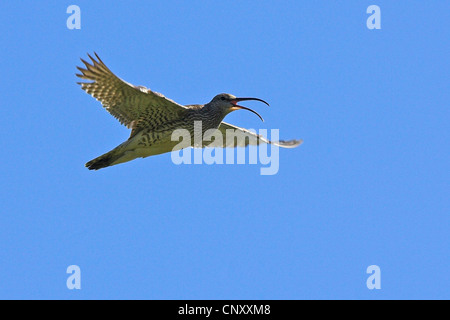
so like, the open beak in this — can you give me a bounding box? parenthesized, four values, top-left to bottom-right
(230, 97, 269, 122)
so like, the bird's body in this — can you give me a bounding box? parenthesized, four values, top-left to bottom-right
(91, 107, 225, 169)
(77, 53, 302, 170)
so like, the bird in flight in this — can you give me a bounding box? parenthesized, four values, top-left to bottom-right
(77, 53, 302, 170)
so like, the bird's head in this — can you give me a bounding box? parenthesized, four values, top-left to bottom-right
(208, 93, 269, 122)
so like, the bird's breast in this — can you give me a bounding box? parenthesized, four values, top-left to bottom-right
(135, 113, 223, 149)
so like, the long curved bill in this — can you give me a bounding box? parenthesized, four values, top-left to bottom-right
(230, 97, 269, 122)
(233, 97, 270, 107)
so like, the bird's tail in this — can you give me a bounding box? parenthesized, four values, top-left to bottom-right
(85, 142, 130, 170)
(85, 149, 118, 170)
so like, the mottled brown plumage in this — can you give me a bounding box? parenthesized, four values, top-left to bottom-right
(77, 53, 302, 170)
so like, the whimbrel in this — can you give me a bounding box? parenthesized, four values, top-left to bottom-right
(77, 53, 302, 170)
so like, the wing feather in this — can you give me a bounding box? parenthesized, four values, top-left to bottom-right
(76, 53, 187, 130)
(207, 122, 303, 148)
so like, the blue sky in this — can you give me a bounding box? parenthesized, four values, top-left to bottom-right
(0, 1, 448, 299)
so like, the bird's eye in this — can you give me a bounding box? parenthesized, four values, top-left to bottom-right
(220, 96, 226, 101)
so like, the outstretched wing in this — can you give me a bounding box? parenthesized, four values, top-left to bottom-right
(207, 122, 303, 148)
(76, 53, 187, 131)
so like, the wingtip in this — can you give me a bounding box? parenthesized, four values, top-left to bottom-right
(94, 52, 106, 66)
(80, 58, 90, 68)
(276, 139, 304, 148)
(87, 53, 95, 63)
(292, 139, 304, 147)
